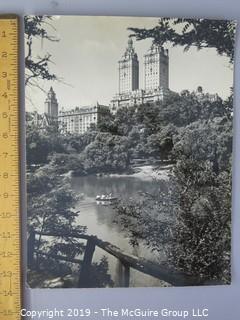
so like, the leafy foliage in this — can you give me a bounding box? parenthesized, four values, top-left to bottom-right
(25, 16, 59, 86)
(48, 153, 85, 175)
(26, 122, 65, 165)
(85, 257, 114, 288)
(27, 164, 87, 276)
(26, 90, 231, 171)
(115, 117, 232, 283)
(82, 132, 130, 173)
(129, 18, 236, 63)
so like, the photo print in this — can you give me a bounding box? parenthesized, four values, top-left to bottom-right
(25, 16, 236, 288)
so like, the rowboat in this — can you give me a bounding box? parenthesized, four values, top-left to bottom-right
(96, 194, 118, 205)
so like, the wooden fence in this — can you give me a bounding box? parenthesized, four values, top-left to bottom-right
(28, 230, 206, 288)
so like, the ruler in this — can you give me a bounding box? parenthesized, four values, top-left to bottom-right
(0, 16, 21, 319)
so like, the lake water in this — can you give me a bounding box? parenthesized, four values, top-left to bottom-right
(71, 169, 170, 287)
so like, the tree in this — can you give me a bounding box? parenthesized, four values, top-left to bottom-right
(113, 93, 233, 284)
(48, 153, 85, 176)
(27, 165, 86, 274)
(97, 110, 118, 135)
(26, 122, 66, 165)
(115, 118, 232, 283)
(145, 124, 178, 160)
(129, 18, 236, 63)
(172, 117, 232, 172)
(82, 132, 130, 173)
(25, 16, 59, 87)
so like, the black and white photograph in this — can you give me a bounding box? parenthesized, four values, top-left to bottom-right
(25, 16, 236, 288)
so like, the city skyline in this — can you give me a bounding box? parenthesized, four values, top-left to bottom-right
(25, 16, 234, 113)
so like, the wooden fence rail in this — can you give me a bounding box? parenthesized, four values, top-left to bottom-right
(28, 230, 206, 287)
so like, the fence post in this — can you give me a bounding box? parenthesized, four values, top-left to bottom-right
(78, 237, 96, 288)
(27, 230, 36, 269)
(116, 260, 130, 287)
(122, 264, 130, 287)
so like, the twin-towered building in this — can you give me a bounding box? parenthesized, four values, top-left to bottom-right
(110, 38, 169, 113)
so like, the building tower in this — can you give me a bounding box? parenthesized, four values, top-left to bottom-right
(118, 37, 139, 94)
(144, 44, 169, 91)
(44, 87, 58, 119)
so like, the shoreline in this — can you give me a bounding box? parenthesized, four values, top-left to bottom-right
(65, 163, 174, 181)
(109, 164, 173, 181)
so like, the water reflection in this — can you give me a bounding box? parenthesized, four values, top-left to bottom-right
(71, 173, 167, 287)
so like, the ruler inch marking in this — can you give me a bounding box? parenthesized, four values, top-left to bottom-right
(0, 16, 21, 320)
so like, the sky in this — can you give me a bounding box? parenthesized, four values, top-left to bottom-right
(25, 16, 234, 113)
